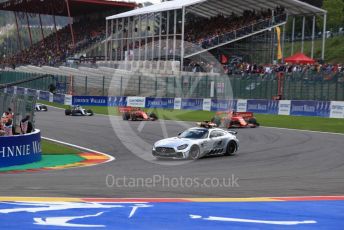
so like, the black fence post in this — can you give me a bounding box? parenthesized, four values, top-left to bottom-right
(174, 76, 176, 98)
(138, 75, 141, 96)
(102, 76, 105, 96)
(120, 76, 123, 96)
(335, 78, 339, 101)
(155, 76, 158, 97)
(165, 77, 168, 98)
(85, 76, 88, 96)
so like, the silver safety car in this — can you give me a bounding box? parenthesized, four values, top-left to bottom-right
(152, 125, 239, 160)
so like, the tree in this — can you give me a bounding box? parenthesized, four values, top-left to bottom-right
(322, 0, 344, 30)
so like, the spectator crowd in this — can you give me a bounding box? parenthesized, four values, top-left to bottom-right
(185, 60, 344, 82)
(0, 18, 106, 68)
(186, 7, 285, 49)
(0, 107, 33, 137)
(224, 62, 344, 76)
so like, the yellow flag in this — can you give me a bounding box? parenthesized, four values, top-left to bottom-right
(276, 27, 283, 60)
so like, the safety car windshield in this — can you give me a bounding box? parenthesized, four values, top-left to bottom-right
(179, 129, 208, 139)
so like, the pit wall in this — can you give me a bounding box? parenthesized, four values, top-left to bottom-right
(2, 86, 344, 119)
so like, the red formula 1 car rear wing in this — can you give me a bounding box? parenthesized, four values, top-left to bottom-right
(232, 112, 254, 120)
(118, 107, 140, 113)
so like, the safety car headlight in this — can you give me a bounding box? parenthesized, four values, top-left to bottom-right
(177, 144, 188, 150)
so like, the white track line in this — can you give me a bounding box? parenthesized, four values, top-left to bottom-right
(42, 136, 115, 165)
(40, 104, 65, 110)
(41, 103, 344, 136)
(261, 126, 344, 136)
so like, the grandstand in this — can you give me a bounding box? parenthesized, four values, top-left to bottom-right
(0, 0, 136, 66)
(104, 0, 327, 71)
(0, 0, 334, 99)
(0, 0, 327, 69)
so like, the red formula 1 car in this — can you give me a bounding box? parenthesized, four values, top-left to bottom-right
(119, 107, 158, 121)
(211, 111, 260, 128)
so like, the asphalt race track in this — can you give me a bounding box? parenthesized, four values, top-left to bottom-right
(1, 106, 343, 198)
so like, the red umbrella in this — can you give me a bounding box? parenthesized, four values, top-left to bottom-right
(285, 53, 315, 64)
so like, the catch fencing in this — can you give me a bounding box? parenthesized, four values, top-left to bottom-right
(1, 70, 344, 101)
(2, 86, 344, 119)
(0, 71, 67, 94)
(0, 91, 36, 129)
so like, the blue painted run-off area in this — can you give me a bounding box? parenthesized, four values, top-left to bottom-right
(0, 201, 343, 229)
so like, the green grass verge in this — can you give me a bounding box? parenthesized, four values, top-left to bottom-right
(0, 139, 83, 172)
(147, 109, 344, 134)
(38, 100, 69, 109)
(284, 36, 344, 63)
(254, 114, 344, 133)
(0, 154, 84, 172)
(40, 101, 344, 134)
(42, 139, 80, 155)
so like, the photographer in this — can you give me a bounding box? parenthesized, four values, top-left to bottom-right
(20, 115, 34, 134)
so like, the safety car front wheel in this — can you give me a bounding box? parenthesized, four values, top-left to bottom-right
(189, 145, 201, 160)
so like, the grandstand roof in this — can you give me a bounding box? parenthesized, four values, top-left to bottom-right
(0, 0, 136, 17)
(106, 0, 326, 20)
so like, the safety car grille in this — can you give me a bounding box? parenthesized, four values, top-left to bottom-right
(155, 147, 175, 154)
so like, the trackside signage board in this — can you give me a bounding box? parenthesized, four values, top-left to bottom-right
(330, 101, 344, 118)
(0, 130, 42, 167)
(72, 96, 108, 106)
(16, 87, 25, 95)
(108, 96, 127, 107)
(39, 91, 50, 101)
(316, 101, 331, 118)
(203, 99, 212, 111)
(127, 97, 146, 107)
(2, 86, 343, 119)
(236, 100, 247, 112)
(181, 98, 203, 110)
(6, 87, 14, 94)
(290, 100, 317, 116)
(145, 98, 175, 109)
(174, 98, 182, 110)
(53, 94, 65, 104)
(64, 95, 73, 106)
(210, 99, 229, 112)
(27, 89, 38, 97)
(278, 100, 291, 115)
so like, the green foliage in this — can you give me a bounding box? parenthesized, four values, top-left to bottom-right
(322, 0, 344, 30)
(284, 36, 344, 63)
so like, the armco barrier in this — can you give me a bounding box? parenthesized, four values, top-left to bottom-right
(0, 130, 42, 168)
(3, 86, 344, 119)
